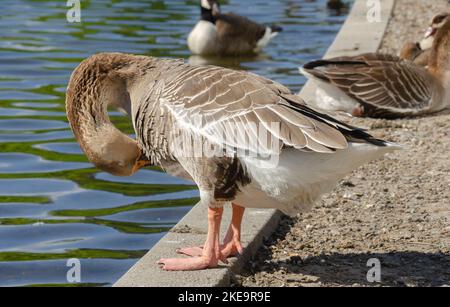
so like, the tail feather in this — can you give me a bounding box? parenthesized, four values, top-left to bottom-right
(270, 25, 283, 33)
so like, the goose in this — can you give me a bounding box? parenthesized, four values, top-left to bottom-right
(187, 0, 282, 56)
(66, 52, 400, 271)
(327, 0, 348, 12)
(399, 42, 430, 67)
(300, 15, 450, 119)
(400, 12, 450, 66)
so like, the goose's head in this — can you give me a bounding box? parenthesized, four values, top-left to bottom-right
(420, 13, 450, 51)
(430, 14, 450, 46)
(425, 13, 450, 39)
(427, 15, 450, 74)
(201, 0, 220, 16)
(66, 53, 153, 177)
(87, 127, 151, 177)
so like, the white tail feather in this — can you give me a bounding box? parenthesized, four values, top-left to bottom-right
(236, 143, 400, 216)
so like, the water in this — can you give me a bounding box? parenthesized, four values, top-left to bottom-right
(0, 0, 349, 287)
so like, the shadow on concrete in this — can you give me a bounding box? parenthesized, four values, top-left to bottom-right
(239, 217, 449, 287)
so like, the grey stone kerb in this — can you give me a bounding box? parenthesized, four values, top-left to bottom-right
(113, 0, 395, 287)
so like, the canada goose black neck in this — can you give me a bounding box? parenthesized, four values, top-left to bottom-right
(201, 6, 217, 24)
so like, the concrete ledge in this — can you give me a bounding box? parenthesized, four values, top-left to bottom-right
(113, 0, 395, 287)
(114, 203, 282, 287)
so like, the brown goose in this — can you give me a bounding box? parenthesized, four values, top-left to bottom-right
(187, 0, 282, 56)
(400, 12, 449, 66)
(66, 52, 399, 271)
(400, 42, 430, 67)
(327, 0, 348, 12)
(300, 15, 450, 119)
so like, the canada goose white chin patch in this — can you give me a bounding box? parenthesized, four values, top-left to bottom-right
(201, 0, 211, 9)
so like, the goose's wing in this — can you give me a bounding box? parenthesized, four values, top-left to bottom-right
(303, 53, 437, 115)
(328, 53, 401, 62)
(216, 13, 266, 44)
(160, 65, 379, 156)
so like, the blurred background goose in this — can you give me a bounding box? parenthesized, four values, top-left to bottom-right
(400, 12, 450, 66)
(327, 0, 348, 13)
(300, 15, 450, 119)
(188, 0, 282, 56)
(66, 52, 399, 271)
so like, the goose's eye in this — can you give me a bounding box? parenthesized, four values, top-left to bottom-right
(434, 14, 447, 26)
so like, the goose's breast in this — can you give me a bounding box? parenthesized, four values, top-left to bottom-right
(187, 21, 218, 55)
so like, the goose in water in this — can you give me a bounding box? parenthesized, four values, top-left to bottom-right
(327, 0, 348, 13)
(400, 12, 449, 66)
(66, 52, 399, 271)
(187, 0, 282, 56)
(300, 14, 450, 119)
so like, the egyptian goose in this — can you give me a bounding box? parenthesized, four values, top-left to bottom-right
(187, 0, 282, 56)
(66, 52, 399, 271)
(301, 15, 450, 119)
(400, 12, 449, 66)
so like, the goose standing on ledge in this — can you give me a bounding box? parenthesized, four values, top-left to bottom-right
(66, 52, 399, 271)
(188, 0, 282, 56)
(300, 15, 450, 119)
(400, 12, 450, 66)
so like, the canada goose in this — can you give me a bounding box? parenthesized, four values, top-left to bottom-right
(327, 0, 348, 12)
(400, 12, 450, 66)
(66, 52, 399, 271)
(300, 15, 450, 119)
(187, 0, 282, 56)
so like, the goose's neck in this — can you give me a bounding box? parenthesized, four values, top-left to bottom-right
(428, 28, 450, 78)
(66, 53, 151, 176)
(201, 7, 217, 24)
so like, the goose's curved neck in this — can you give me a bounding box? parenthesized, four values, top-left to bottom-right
(201, 7, 217, 23)
(428, 21, 450, 76)
(200, 0, 220, 23)
(66, 53, 150, 176)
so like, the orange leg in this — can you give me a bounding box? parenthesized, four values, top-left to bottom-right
(177, 203, 245, 259)
(158, 207, 225, 271)
(221, 203, 245, 257)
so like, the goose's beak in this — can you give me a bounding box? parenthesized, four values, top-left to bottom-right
(132, 151, 151, 174)
(132, 160, 150, 174)
(424, 26, 436, 39)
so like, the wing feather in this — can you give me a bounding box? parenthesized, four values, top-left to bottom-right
(138, 63, 386, 160)
(303, 53, 438, 114)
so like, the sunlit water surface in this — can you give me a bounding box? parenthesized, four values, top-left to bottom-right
(0, 0, 349, 286)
